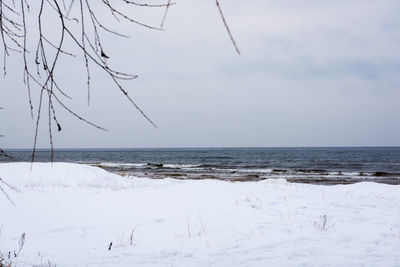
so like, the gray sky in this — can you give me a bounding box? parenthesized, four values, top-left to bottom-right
(1, 0, 400, 148)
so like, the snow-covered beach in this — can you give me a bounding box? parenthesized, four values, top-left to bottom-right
(1, 162, 400, 266)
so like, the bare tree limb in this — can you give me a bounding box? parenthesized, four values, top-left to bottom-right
(0, 0, 240, 161)
(215, 0, 240, 55)
(0, 177, 17, 206)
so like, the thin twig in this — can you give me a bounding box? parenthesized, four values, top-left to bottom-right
(160, 0, 171, 28)
(215, 0, 240, 55)
(0, 177, 17, 206)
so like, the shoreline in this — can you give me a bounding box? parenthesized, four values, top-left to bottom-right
(2, 161, 400, 186)
(2, 147, 400, 186)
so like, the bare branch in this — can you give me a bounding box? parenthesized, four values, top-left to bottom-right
(160, 0, 171, 28)
(215, 0, 240, 55)
(123, 1, 176, 8)
(0, 0, 240, 162)
(0, 177, 17, 206)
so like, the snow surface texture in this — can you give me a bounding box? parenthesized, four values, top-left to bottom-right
(1, 162, 400, 266)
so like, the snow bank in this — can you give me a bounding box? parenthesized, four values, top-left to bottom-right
(1, 163, 400, 266)
(0, 162, 141, 190)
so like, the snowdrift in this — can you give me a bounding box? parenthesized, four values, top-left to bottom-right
(1, 163, 399, 266)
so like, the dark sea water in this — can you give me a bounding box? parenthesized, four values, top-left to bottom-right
(1, 147, 400, 185)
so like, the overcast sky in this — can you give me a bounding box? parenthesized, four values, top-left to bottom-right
(1, 0, 400, 148)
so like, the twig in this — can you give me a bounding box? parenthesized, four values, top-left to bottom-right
(129, 227, 135, 245)
(0, 177, 17, 206)
(160, 0, 171, 28)
(215, 0, 240, 55)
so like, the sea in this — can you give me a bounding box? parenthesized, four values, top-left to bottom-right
(1, 147, 400, 185)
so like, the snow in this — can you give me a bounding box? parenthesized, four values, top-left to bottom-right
(1, 162, 400, 266)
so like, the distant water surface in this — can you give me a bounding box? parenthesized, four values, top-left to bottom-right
(2, 147, 400, 185)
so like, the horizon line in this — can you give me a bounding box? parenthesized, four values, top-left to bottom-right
(2, 145, 400, 150)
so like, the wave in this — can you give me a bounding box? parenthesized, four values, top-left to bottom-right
(94, 162, 147, 168)
(92, 162, 400, 185)
(163, 164, 202, 169)
(94, 162, 204, 170)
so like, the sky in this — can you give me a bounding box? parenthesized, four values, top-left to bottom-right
(1, 0, 400, 148)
